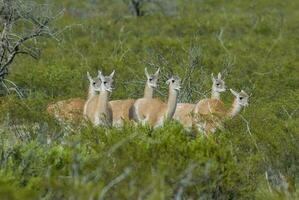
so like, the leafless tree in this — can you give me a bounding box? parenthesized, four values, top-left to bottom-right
(0, 0, 60, 96)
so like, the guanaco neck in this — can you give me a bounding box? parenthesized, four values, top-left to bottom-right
(166, 89, 179, 119)
(87, 84, 97, 100)
(84, 84, 97, 116)
(211, 87, 220, 100)
(144, 83, 154, 98)
(227, 99, 242, 118)
(96, 90, 110, 113)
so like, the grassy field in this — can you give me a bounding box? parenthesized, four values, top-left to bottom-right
(0, 0, 299, 199)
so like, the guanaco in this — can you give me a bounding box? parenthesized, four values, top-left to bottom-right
(84, 70, 114, 126)
(46, 71, 101, 122)
(174, 72, 226, 130)
(109, 67, 160, 127)
(132, 76, 181, 128)
(194, 89, 249, 134)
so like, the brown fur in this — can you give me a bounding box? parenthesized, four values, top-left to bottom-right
(46, 98, 85, 122)
(109, 99, 135, 126)
(173, 103, 195, 128)
(46, 98, 135, 126)
(194, 99, 226, 116)
(47, 72, 100, 123)
(85, 91, 112, 126)
(133, 76, 180, 128)
(174, 72, 226, 131)
(193, 99, 226, 133)
(133, 98, 168, 127)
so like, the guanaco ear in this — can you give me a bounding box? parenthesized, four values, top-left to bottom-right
(98, 70, 104, 80)
(109, 70, 115, 78)
(211, 73, 215, 81)
(145, 68, 150, 78)
(218, 72, 222, 79)
(241, 90, 249, 96)
(166, 78, 171, 85)
(87, 71, 92, 81)
(154, 68, 160, 76)
(230, 89, 238, 97)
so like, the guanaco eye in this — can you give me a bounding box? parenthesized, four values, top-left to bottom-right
(239, 97, 243, 100)
(172, 80, 175, 83)
(149, 78, 153, 81)
(92, 82, 96, 85)
(104, 81, 107, 84)
(216, 83, 220, 86)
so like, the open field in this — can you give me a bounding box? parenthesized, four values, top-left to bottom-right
(0, 0, 298, 199)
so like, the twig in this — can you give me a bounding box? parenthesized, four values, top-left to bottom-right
(1, 79, 24, 98)
(174, 163, 197, 200)
(98, 167, 131, 200)
(106, 132, 138, 156)
(281, 106, 297, 119)
(239, 114, 252, 135)
(217, 28, 230, 55)
(265, 171, 273, 193)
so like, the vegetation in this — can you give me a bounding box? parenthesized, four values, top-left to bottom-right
(0, 0, 58, 96)
(0, 0, 298, 199)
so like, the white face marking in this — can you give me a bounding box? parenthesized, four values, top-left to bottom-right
(145, 68, 160, 88)
(212, 73, 226, 93)
(166, 76, 181, 91)
(97, 71, 114, 92)
(230, 89, 249, 107)
(87, 72, 101, 95)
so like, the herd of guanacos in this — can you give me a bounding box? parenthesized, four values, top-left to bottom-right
(47, 68, 249, 135)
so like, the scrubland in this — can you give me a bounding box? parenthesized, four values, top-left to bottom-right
(0, 0, 298, 199)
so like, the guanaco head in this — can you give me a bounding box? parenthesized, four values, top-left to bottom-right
(87, 71, 101, 89)
(166, 76, 181, 91)
(230, 89, 249, 107)
(96, 70, 115, 92)
(145, 67, 160, 88)
(211, 72, 226, 93)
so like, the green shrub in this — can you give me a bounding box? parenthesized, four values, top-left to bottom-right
(0, 0, 298, 199)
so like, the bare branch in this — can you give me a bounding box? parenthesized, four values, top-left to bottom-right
(0, 0, 61, 88)
(239, 114, 252, 136)
(174, 163, 197, 200)
(98, 167, 131, 200)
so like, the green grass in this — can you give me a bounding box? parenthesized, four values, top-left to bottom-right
(0, 0, 299, 199)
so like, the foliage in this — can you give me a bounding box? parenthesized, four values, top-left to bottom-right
(0, 0, 298, 199)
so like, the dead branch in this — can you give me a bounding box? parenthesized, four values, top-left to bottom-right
(0, 0, 61, 95)
(98, 167, 131, 200)
(174, 163, 197, 200)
